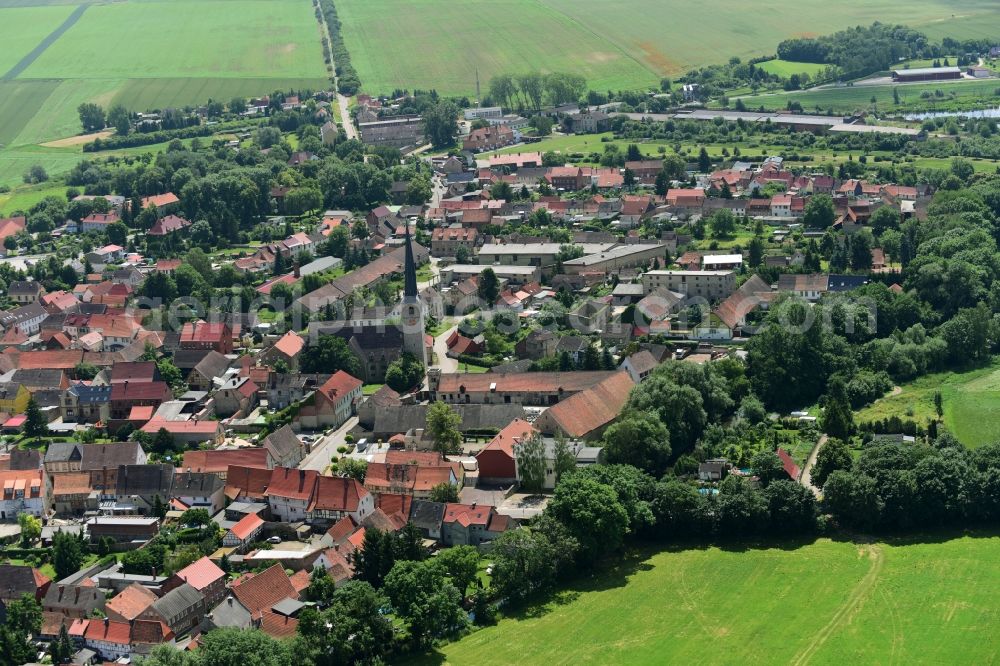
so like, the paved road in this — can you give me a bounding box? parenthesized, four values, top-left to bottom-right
(799, 434, 827, 497)
(431, 323, 459, 374)
(338, 94, 358, 141)
(299, 416, 358, 471)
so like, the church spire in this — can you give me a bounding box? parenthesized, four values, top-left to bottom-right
(403, 222, 418, 298)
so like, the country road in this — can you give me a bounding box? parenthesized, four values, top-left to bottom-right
(799, 434, 827, 496)
(314, 1, 358, 141)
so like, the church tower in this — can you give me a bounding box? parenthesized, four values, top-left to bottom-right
(400, 224, 427, 366)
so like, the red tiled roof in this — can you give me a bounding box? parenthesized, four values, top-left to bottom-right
(537, 371, 635, 439)
(315, 370, 362, 403)
(271, 331, 305, 358)
(229, 513, 263, 541)
(106, 584, 157, 622)
(225, 465, 272, 500)
(230, 564, 297, 614)
(174, 556, 225, 592)
(288, 569, 311, 594)
(478, 418, 537, 460)
(84, 619, 131, 644)
(180, 321, 230, 344)
(259, 610, 299, 638)
(141, 193, 179, 208)
(266, 467, 318, 501)
(181, 449, 270, 474)
(308, 476, 368, 513)
(326, 515, 358, 542)
(443, 502, 492, 527)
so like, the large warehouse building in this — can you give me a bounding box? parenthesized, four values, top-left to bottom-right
(891, 66, 962, 83)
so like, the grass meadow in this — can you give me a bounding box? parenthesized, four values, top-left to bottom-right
(857, 360, 1000, 448)
(756, 59, 829, 78)
(409, 533, 1000, 665)
(735, 78, 1000, 114)
(339, 0, 1000, 95)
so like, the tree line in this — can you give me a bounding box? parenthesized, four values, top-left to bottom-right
(487, 71, 587, 112)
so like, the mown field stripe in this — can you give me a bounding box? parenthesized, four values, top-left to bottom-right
(1, 3, 86, 81)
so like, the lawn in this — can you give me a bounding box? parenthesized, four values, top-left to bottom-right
(856, 359, 1000, 447)
(339, 0, 1000, 95)
(756, 59, 829, 78)
(411, 533, 1000, 665)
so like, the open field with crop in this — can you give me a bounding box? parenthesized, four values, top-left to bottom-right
(339, 0, 1000, 95)
(409, 533, 1000, 665)
(0, 4, 73, 74)
(0, 0, 328, 189)
(857, 359, 1000, 447)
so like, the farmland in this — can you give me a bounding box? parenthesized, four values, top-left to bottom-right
(411, 534, 1000, 665)
(0, 0, 328, 190)
(756, 59, 829, 78)
(338, 0, 1000, 96)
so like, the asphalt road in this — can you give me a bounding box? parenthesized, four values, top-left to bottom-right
(298, 416, 359, 471)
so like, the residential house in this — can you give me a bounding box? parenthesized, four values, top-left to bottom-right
(462, 125, 515, 152)
(307, 475, 374, 523)
(296, 370, 363, 429)
(0, 302, 49, 334)
(213, 376, 258, 418)
(172, 472, 225, 514)
(139, 583, 204, 634)
(43, 584, 105, 619)
(261, 426, 305, 468)
(441, 503, 511, 547)
(86, 516, 160, 546)
(110, 381, 172, 420)
(164, 557, 226, 609)
(476, 418, 538, 483)
(431, 226, 478, 258)
(0, 564, 50, 603)
(139, 418, 224, 447)
(7, 280, 43, 304)
(223, 513, 265, 552)
(266, 467, 319, 522)
(620, 349, 659, 383)
(0, 468, 46, 519)
(180, 321, 233, 354)
(260, 331, 305, 370)
(105, 584, 158, 623)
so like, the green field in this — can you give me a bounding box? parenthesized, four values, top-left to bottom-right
(0, 4, 74, 74)
(0, 0, 329, 188)
(414, 534, 1000, 665)
(339, 0, 1000, 95)
(857, 359, 1000, 447)
(756, 59, 829, 78)
(736, 77, 1000, 114)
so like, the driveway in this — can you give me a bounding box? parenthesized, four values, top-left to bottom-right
(431, 323, 459, 374)
(799, 434, 827, 497)
(298, 416, 359, 471)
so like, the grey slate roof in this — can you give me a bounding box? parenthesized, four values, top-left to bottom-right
(262, 426, 302, 461)
(151, 582, 203, 620)
(114, 464, 174, 498)
(173, 472, 224, 496)
(370, 403, 527, 438)
(43, 584, 105, 614)
(409, 500, 445, 533)
(191, 351, 231, 381)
